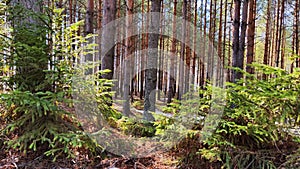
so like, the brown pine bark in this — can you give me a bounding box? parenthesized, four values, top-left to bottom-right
(263, 0, 272, 80)
(85, 0, 94, 75)
(281, 28, 286, 69)
(222, 0, 228, 81)
(277, 0, 285, 68)
(218, 0, 223, 63)
(274, 0, 281, 67)
(202, 0, 207, 86)
(191, 0, 197, 87)
(101, 0, 117, 79)
(140, 0, 145, 100)
(231, 0, 241, 82)
(123, 0, 134, 116)
(246, 0, 255, 74)
(263, 0, 271, 68)
(238, 0, 248, 76)
(167, 0, 177, 103)
(158, 2, 164, 101)
(295, 0, 299, 67)
(185, 0, 191, 93)
(115, 0, 121, 97)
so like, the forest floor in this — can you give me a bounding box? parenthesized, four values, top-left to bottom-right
(0, 103, 180, 169)
(1, 101, 299, 169)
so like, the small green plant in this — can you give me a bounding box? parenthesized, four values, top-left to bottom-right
(132, 100, 144, 110)
(118, 117, 156, 137)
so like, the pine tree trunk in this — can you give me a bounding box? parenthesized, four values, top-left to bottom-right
(178, 0, 187, 100)
(263, 0, 271, 67)
(144, 0, 161, 121)
(123, 0, 134, 116)
(167, 0, 177, 103)
(101, 0, 116, 80)
(231, 0, 241, 82)
(295, 0, 299, 68)
(191, 0, 197, 88)
(246, 0, 255, 74)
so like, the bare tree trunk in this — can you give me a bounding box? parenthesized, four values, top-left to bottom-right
(85, 0, 94, 75)
(281, 27, 286, 69)
(101, 0, 116, 80)
(184, 0, 191, 94)
(140, 0, 145, 100)
(202, 0, 207, 86)
(295, 0, 300, 68)
(123, 0, 134, 116)
(237, 0, 248, 77)
(144, 0, 161, 121)
(263, 0, 271, 68)
(246, 0, 255, 74)
(167, 0, 177, 103)
(274, 0, 281, 67)
(218, 0, 223, 64)
(178, 0, 187, 100)
(223, 0, 228, 81)
(158, 3, 164, 101)
(263, 0, 272, 80)
(231, 0, 241, 82)
(277, 0, 285, 68)
(191, 0, 197, 88)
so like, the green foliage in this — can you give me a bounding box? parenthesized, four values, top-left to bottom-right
(0, 3, 113, 160)
(118, 117, 156, 137)
(198, 63, 300, 168)
(132, 100, 144, 110)
(162, 99, 180, 114)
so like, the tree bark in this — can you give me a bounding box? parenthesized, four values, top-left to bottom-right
(123, 0, 134, 116)
(246, 0, 255, 74)
(101, 0, 116, 80)
(144, 0, 161, 121)
(167, 0, 177, 104)
(231, 0, 241, 82)
(178, 0, 187, 100)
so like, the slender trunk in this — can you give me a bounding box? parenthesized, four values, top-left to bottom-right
(144, 0, 161, 121)
(158, 3, 164, 100)
(178, 0, 187, 100)
(246, 0, 255, 74)
(123, 0, 134, 116)
(295, 0, 299, 68)
(238, 0, 248, 76)
(191, 0, 197, 88)
(167, 0, 177, 103)
(101, 0, 116, 79)
(223, 0, 228, 79)
(218, 0, 223, 64)
(263, 0, 271, 68)
(185, 0, 191, 94)
(231, 0, 241, 82)
(274, 0, 281, 67)
(281, 27, 285, 69)
(277, 0, 285, 68)
(85, 0, 94, 74)
(140, 0, 145, 100)
(202, 0, 207, 86)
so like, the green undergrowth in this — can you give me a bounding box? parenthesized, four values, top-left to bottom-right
(158, 63, 300, 168)
(0, 3, 115, 160)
